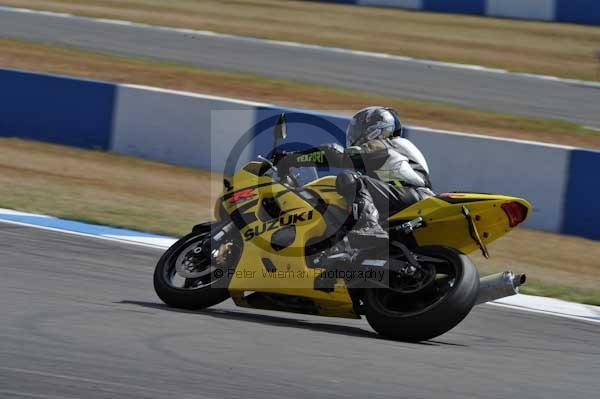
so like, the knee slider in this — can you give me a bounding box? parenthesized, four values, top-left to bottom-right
(336, 172, 358, 198)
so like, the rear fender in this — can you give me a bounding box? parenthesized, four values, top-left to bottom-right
(388, 193, 531, 254)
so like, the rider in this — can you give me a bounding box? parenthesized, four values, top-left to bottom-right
(276, 106, 434, 246)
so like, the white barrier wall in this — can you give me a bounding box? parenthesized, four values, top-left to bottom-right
(111, 83, 573, 233)
(111, 85, 260, 172)
(486, 0, 556, 21)
(405, 127, 571, 232)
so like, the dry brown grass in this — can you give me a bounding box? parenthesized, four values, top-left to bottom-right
(1, 137, 599, 304)
(0, 138, 222, 235)
(471, 230, 600, 304)
(1, 0, 600, 80)
(2, 38, 599, 148)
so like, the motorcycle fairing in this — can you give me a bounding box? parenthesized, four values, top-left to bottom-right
(218, 169, 358, 318)
(216, 167, 531, 319)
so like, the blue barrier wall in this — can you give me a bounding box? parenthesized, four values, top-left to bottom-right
(1, 68, 599, 240)
(423, 0, 485, 15)
(563, 149, 600, 240)
(306, 0, 600, 25)
(556, 0, 600, 26)
(0, 69, 115, 149)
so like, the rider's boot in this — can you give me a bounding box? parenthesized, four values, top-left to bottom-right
(347, 194, 388, 248)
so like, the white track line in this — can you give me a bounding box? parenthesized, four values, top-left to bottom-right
(488, 302, 600, 325)
(1, 6, 600, 88)
(0, 218, 172, 250)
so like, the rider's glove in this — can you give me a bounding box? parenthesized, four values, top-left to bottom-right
(271, 150, 289, 166)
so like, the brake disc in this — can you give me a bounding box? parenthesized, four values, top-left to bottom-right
(175, 242, 214, 279)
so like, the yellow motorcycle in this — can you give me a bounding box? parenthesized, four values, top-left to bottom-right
(154, 116, 530, 341)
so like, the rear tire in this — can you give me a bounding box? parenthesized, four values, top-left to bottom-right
(363, 246, 479, 342)
(153, 229, 233, 310)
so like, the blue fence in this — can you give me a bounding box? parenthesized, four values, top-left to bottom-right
(308, 0, 600, 26)
(1, 68, 599, 240)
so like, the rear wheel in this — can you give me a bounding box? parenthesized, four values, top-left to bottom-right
(363, 246, 479, 342)
(153, 225, 239, 310)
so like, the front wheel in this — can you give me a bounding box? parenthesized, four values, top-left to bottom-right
(363, 246, 479, 342)
(153, 224, 238, 310)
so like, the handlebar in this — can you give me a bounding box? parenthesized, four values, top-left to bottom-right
(257, 155, 275, 170)
(257, 153, 300, 187)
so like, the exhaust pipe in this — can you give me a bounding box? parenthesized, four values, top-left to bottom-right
(476, 270, 526, 305)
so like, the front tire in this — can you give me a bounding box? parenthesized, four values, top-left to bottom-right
(363, 246, 479, 342)
(153, 227, 236, 310)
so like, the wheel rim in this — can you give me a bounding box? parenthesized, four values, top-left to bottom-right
(163, 233, 233, 290)
(367, 252, 461, 318)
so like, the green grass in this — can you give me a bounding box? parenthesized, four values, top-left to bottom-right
(520, 283, 600, 306)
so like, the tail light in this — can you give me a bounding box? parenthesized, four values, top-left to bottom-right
(501, 202, 528, 227)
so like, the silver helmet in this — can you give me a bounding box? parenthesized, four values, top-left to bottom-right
(346, 106, 403, 147)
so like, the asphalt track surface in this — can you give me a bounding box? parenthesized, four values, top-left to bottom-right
(1, 8, 600, 128)
(1, 223, 599, 398)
